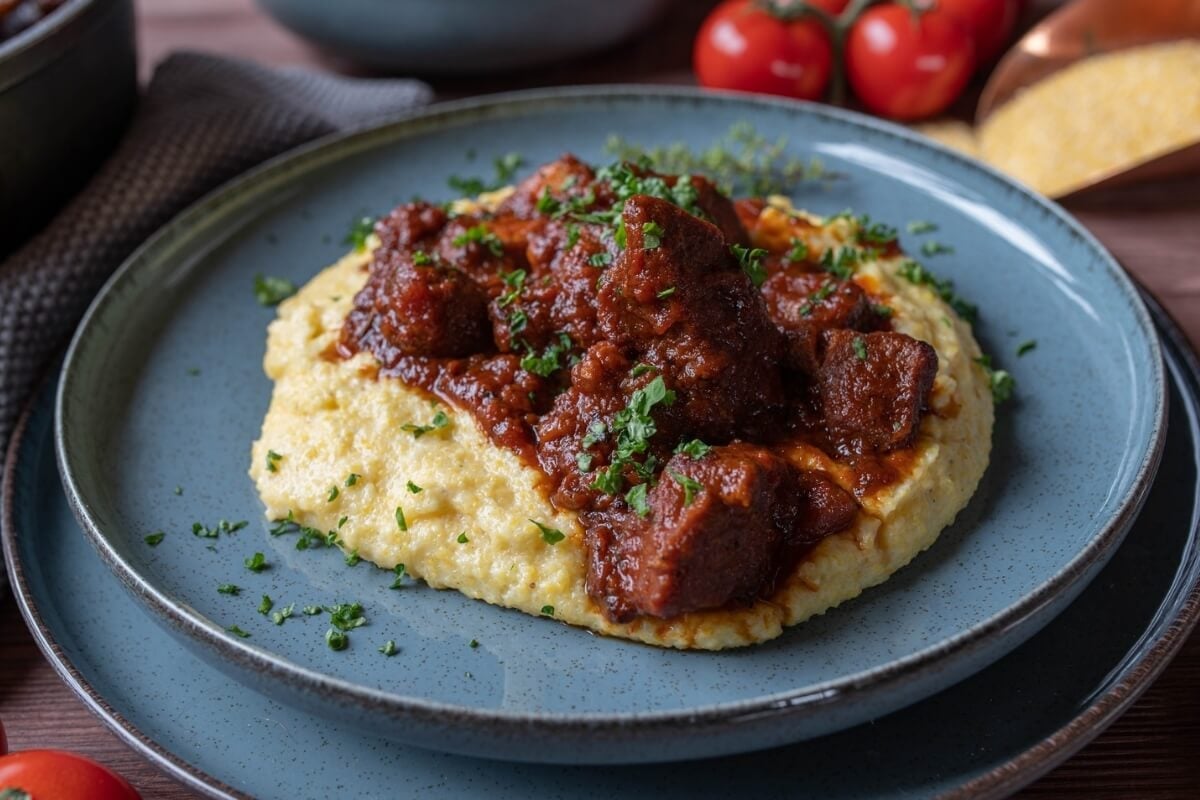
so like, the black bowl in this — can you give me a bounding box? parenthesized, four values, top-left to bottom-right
(0, 0, 137, 258)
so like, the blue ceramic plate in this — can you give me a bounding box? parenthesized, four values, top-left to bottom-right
(53, 88, 1166, 763)
(8, 297, 1197, 798)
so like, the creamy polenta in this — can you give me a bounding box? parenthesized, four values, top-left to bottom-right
(249, 192, 992, 650)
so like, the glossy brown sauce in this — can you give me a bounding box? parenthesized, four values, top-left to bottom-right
(337, 157, 939, 621)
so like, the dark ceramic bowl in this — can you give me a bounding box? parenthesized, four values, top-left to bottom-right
(254, 0, 672, 73)
(0, 0, 137, 258)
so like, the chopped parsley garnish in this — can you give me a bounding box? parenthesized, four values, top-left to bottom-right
(244, 552, 268, 573)
(674, 439, 711, 459)
(258, 595, 274, 615)
(630, 363, 655, 378)
(379, 640, 398, 656)
(448, 152, 524, 195)
(819, 246, 861, 280)
(589, 376, 677, 495)
(799, 281, 837, 316)
(345, 216, 375, 252)
(406, 480, 423, 493)
(975, 355, 1016, 404)
(265, 450, 283, 472)
(625, 482, 651, 518)
(872, 304, 894, 318)
(193, 519, 248, 539)
(576, 452, 593, 472)
(853, 336, 868, 361)
(494, 152, 524, 183)
(390, 563, 407, 589)
(326, 629, 348, 650)
(469, 639, 480, 648)
(456, 531, 470, 544)
(338, 515, 349, 529)
(507, 308, 528, 335)
(581, 419, 607, 449)
(1017, 340, 1037, 357)
(345, 550, 361, 567)
(395, 506, 408, 531)
(303, 605, 323, 616)
(402, 409, 450, 438)
(642, 221, 665, 250)
(253, 274, 296, 307)
(566, 223, 581, 249)
(144, 531, 165, 547)
(855, 215, 898, 245)
(588, 252, 612, 268)
(536, 188, 563, 215)
(174, 485, 183, 495)
(328, 602, 367, 632)
(730, 244, 769, 288)
(272, 604, 295, 625)
(669, 470, 704, 506)
(218, 583, 241, 595)
(412, 249, 435, 266)
(520, 333, 572, 377)
(530, 519, 566, 545)
(540, 605, 555, 617)
(226, 625, 251, 639)
(452, 224, 504, 257)
(786, 237, 809, 263)
(896, 259, 977, 323)
(327, 485, 339, 502)
(344, 473, 360, 487)
(498, 268, 526, 307)
(920, 240, 955, 257)
(907, 220, 938, 235)
(656, 286, 676, 299)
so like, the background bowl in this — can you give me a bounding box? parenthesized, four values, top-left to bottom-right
(254, 0, 672, 73)
(0, 0, 137, 259)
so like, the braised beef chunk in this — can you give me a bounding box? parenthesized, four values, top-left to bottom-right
(764, 272, 886, 374)
(587, 445, 857, 620)
(499, 155, 608, 219)
(373, 202, 448, 253)
(335, 156, 949, 622)
(596, 195, 786, 441)
(341, 253, 492, 361)
(819, 330, 938, 454)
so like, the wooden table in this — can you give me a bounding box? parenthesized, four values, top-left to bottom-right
(3, 1, 1199, 796)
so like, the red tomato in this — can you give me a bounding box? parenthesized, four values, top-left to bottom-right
(845, 4, 976, 120)
(694, 0, 835, 101)
(937, 0, 1019, 63)
(0, 749, 140, 800)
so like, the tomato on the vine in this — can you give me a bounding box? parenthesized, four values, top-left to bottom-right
(845, 4, 976, 120)
(694, 0, 835, 101)
(937, 0, 1019, 63)
(0, 749, 140, 800)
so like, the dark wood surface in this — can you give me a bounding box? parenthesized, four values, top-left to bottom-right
(3, 0, 1199, 796)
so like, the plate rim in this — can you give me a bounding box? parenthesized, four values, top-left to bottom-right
(52, 85, 1168, 730)
(4, 291, 1195, 798)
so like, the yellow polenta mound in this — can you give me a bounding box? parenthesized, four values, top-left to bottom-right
(249, 201, 993, 650)
(979, 41, 1200, 197)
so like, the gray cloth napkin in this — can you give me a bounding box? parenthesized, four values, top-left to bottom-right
(0, 52, 432, 452)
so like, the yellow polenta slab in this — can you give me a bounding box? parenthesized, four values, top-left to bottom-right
(249, 203, 993, 650)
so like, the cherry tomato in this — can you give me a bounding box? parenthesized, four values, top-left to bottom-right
(937, 0, 1019, 63)
(845, 4, 976, 120)
(694, 0, 835, 101)
(0, 749, 140, 800)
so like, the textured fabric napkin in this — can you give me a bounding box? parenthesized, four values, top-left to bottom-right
(0, 52, 432, 453)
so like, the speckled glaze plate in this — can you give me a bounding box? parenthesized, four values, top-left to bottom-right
(6, 296, 1198, 798)
(52, 88, 1165, 763)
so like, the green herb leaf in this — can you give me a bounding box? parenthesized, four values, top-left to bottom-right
(344, 473, 360, 487)
(244, 552, 268, 573)
(575, 452, 593, 473)
(254, 274, 297, 306)
(326, 628, 348, 651)
(402, 408, 451, 438)
(272, 604, 295, 625)
(974, 355, 1016, 404)
(328, 602, 366, 632)
(265, 449, 283, 472)
(469, 639, 480, 648)
(674, 439, 712, 459)
(530, 519, 566, 545)
(669, 470, 704, 506)
(730, 244, 769, 288)
(144, 531, 166, 547)
(520, 333, 573, 378)
(625, 482, 651, 518)
(327, 485, 339, 502)
(920, 240, 955, 257)
(258, 595, 274, 615)
(412, 249, 435, 266)
(896, 259, 977, 323)
(540, 605, 555, 617)
(345, 216, 375, 252)
(344, 549, 361, 567)
(379, 640, 398, 656)
(642, 221, 665, 250)
(656, 286, 676, 299)
(452, 224, 504, 257)
(217, 583, 241, 595)
(907, 220, 938, 235)
(588, 252, 612, 268)
(1017, 340, 1037, 357)
(799, 280, 837, 317)
(786, 237, 809, 263)
(226, 624, 251, 639)
(390, 563, 407, 589)
(457, 532, 470, 544)
(853, 336, 868, 361)
(303, 605, 323, 616)
(406, 480, 423, 493)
